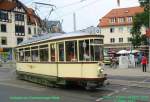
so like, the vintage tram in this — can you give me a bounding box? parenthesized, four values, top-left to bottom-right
(15, 31, 106, 89)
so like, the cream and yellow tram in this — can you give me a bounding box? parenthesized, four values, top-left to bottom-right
(16, 32, 106, 89)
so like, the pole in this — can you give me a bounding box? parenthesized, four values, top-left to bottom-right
(73, 12, 76, 32)
(149, 5, 150, 69)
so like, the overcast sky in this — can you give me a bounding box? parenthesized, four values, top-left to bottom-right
(20, 0, 139, 32)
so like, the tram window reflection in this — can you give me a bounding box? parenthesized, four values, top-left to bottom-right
(58, 43, 64, 61)
(50, 44, 56, 62)
(19, 49, 24, 61)
(90, 39, 103, 61)
(25, 50, 31, 62)
(31, 50, 39, 61)
(40, 47, 48, 62)
(79, 40, 90, 61)
(66, 41, 77, 61)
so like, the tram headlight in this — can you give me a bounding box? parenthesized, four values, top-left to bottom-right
(98, 67, 104, 73)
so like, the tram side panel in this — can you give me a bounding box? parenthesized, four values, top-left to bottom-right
(16, 63, 58, 79)
(57, 63, 101, 79)
(58, 64, 82, 78)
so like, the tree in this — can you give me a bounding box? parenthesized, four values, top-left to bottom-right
(130, 0, 150, 48)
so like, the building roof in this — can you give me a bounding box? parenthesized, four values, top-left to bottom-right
(0, 0, 16, 10)
(98, 6, 144, 27)
(18, 31, 103, 46)
(0, 0, 42, 26)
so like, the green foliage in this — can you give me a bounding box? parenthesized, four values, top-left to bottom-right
(130, 0, 150, 47)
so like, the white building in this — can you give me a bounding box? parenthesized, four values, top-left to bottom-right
(0, 0, 42, 61)
(98, 6, 146, 57)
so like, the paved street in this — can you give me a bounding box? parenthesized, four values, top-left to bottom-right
(0, 63, 150, 102)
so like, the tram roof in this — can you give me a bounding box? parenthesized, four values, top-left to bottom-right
(18, 31, 103, 46)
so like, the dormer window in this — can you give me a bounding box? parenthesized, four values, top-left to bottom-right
(118, 17, 125, 23)
(127, 16, 133, 22)
(110, 18, 117, 23)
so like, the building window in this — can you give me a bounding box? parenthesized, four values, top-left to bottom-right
(110, 38, 115, 43)
(15, 25, 25, 34)
(0, 11, 8, 21)
(118, 17, 125, 23)
(34, 28, 36, 34)
(119, 27, 123, 33)
(28, 27, 31, 34)
(110, 18, 116, 23)
(110, 27, 115, 33)
(128, 37, 132, 42)
(127, 16, 132, 22)
(15, 13, 24, 21)
(1, 37, 7, 45)
(1, 24, 6, 32)
(119, 38, 123, 43)
(127, 27, 132, 33)
(17, 38, 23, 44)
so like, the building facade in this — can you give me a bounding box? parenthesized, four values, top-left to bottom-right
(0, 0, 42, 61)
(98, 6, 145, 57)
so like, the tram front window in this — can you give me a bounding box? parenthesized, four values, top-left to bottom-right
(90, 39, 103, 61)
(66, 41, 77, 61)
(40, 45, 49, 62)
(79, 40, 90, 61)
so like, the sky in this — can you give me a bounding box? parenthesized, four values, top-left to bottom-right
(20, 0, 139, 32)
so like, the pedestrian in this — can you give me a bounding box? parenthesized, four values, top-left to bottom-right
(141, 54, 148, 72)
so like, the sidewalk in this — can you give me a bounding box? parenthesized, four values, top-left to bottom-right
(103, 66, 150, 88)
(103, 66, 150, 77)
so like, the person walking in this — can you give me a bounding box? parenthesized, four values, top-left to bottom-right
(141, 54, 148, 72)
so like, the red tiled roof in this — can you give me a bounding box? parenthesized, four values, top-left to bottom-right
(0, 0, 16, 10)
(26, 8, 41, 26)
(98, 6, 144, 27)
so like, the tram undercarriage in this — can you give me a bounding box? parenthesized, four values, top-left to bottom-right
(16, 71, 106, 90)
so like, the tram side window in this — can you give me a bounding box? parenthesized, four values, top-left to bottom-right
(66, 41, 77, 61)
(40, 45, 49, 62)
(58, 43, 64, 61)
(79, 40, 90, 61)
(19, 49, 24, 61)
(31, 47, 39, 62)
(50, 44, 55, 61)
(25, 50, 31, 62)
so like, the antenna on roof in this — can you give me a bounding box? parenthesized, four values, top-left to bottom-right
(33, 2, 56, 33)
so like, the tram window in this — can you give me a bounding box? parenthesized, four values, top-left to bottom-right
(50, 44, 55, 61)
(90, 41, 102, 61)
(31, 50, 39, 61)
(25, 50, 31, 62)
(40, 48, 48, 62)
(58, 43, 64, 61)
(65, 41, 77, 61)
(79, 40, 90, 61)
(19, 49, 24, 61)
